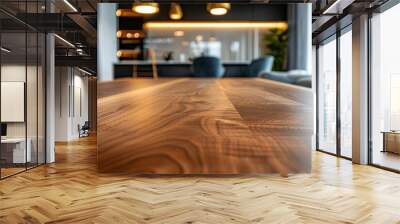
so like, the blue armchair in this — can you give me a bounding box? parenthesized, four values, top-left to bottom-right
(246, 56, 274, 77)
(192, 56, 225, 78)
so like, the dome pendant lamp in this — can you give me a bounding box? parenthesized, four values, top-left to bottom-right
(132, 2, 159, 15)
(170, 3, 183, 20)
(207, 3, 231, 16)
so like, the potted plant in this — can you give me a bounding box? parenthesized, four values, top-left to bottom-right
(262, 29, 288, 71)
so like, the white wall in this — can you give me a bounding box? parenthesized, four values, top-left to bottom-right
(1, 63, 46, 164)
(71, 73, 89, 138)
(75, 73, 89, 122)
(1, 65, 28, 140)
(97, 3, 118, 81)
(1, 65, 37, 137)
(55, 67, 89, 141)
(55, 67, 70, 141)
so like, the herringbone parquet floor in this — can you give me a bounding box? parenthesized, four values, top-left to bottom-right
(1, 136, 400, 224)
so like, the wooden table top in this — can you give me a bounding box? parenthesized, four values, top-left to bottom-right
(98, 78, 314, 175)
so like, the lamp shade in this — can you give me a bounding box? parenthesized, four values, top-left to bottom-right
(169, 3, 183, 20)
(132, 2, 159, 15)
(207, 3, 231, 16)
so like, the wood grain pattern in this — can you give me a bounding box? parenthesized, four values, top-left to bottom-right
(1, 136, 400, 223)
(97, 78, 314, 174)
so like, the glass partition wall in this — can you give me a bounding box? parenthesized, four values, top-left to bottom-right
(339, 29, 352, 158)
(316, 1, 400, 171)
(317, 36, 337, 155)
(0, 1, 46, 179)
(316, 26, 352, 159)
(370, 3, 400, 171)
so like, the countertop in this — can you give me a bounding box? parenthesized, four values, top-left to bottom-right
(98, 78, 313, 175)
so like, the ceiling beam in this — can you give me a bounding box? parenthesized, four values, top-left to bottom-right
(55, 55, 96, 70)
(67, 13, 97, 46)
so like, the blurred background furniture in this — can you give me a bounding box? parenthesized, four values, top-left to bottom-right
(382, 131, 400, 154)
(245, 56, 274, 77)
(115, 55, 281, 78)
(132, 48, 158, 78)
(192, 56, 225, 78)
(1, 138, 32, 165)
(295, 76, 312, 88)
(261, 69, 311, 88)
(115, 62, 249, 78)
(79, 121, 90, 138)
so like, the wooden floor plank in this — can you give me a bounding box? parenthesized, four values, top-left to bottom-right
(1, 136, 400, 223)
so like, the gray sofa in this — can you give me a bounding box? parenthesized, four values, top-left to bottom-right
(260, 70, 312, 88)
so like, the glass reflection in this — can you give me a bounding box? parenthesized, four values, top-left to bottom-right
(1, 31, 28, 177)
(318, 37, 337, 154)
(0, 0, 46, 179)
(371, 4, 400, 171)
(340, 30, 352, 158)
